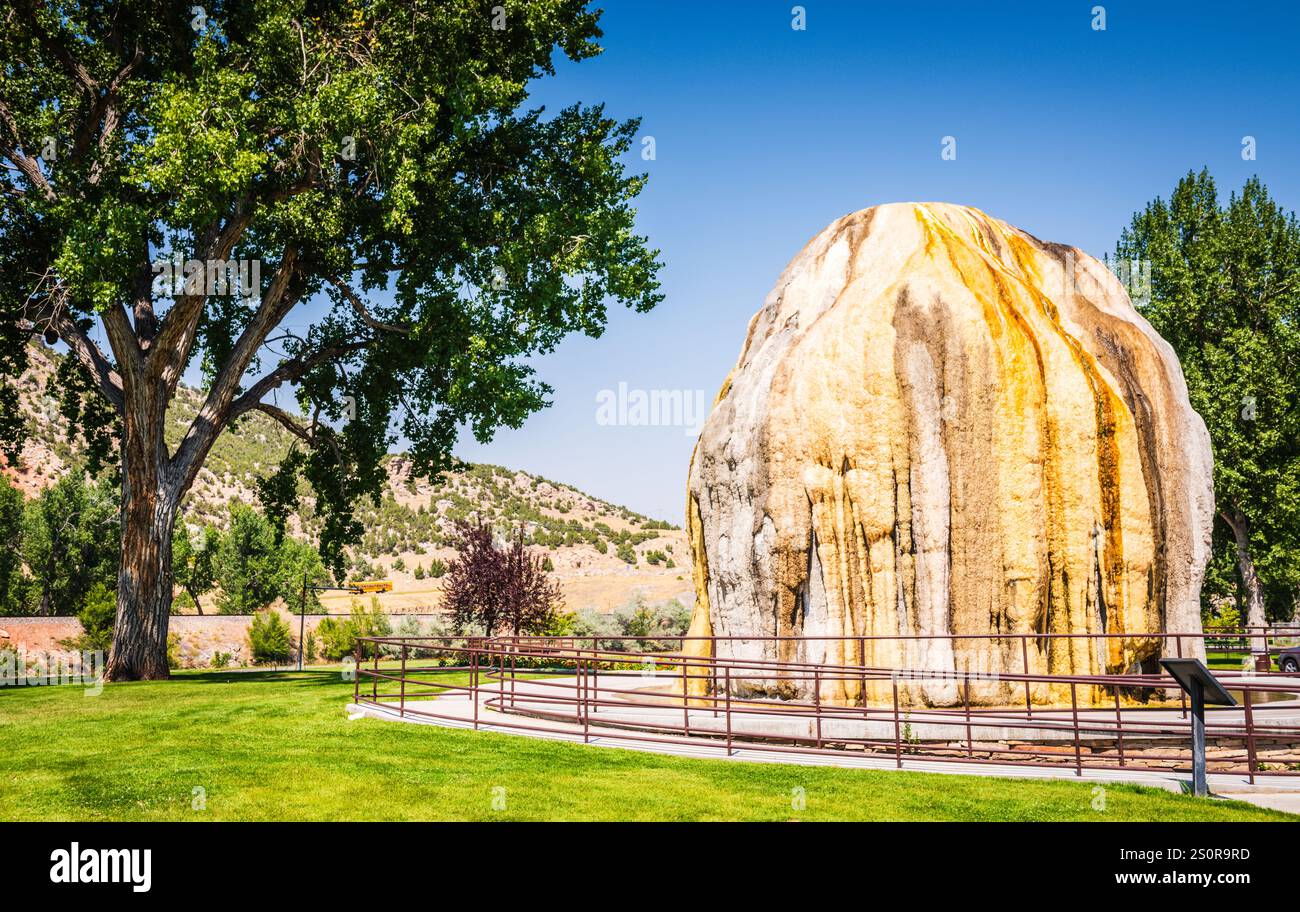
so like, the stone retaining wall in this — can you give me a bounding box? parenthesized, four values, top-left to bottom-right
(0, 613, 445, 669)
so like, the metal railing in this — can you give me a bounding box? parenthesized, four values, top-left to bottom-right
(351, 631, 1300, 782)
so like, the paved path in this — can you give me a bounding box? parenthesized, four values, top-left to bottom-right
(347, 674, 1300, 814)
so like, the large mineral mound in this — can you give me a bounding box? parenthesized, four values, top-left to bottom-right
(685, 203, 1214, 707)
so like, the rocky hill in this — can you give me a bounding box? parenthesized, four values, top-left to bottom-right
(4, 342, 691, 614)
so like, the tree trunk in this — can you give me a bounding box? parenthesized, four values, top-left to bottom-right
(105, 452, 180, 681)
(1223, 509, 1267, 650)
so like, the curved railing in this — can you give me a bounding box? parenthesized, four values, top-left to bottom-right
(350, 631, 1300, 781)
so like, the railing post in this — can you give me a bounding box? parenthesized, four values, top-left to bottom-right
(1175, 635, 1187, 719)
(353, 640, 360, 705)
(1021, 635, 1032, 718)
(371, 640, 378, 700)
(1114, 683, 1125, 766)
(711, 655, 718, 718)
(1070, 682, 1082, 776)
(471, 647, 479, 731)
(814, 668, 822, 749)
(681, 653, 690, 736)
(581, 658, 589, 743)
(860, 636, 868, 715)
(892, 679, 902, 768)
(963, 676, 972, 758)
(724, 665, 733, 756)
(400, 643, 407, 718)
(1243, 687, 1258, 785)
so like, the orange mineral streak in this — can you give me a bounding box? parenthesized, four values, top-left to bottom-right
(687, 202, 1172, 708)
(681, 491, 715, 703)
(914, 208, 1157, 697)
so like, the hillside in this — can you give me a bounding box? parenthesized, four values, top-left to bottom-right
(4, 342, 692, 614)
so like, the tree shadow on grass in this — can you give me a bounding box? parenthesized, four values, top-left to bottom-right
(0, 663, 469, 698)
(170, 668, 352, 688)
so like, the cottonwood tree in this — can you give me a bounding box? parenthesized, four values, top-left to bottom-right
(443, 519, 562, 636)
(1116, 171, 1300, 628)
(0, 1, 661, 678)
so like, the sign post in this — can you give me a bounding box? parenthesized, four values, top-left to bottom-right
(1159, 658, 1237, 797)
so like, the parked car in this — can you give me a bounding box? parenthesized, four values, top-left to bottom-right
(1275, 646, 1300, 674)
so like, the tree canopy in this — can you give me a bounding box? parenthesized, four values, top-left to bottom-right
(1115, 170, 1300, 625)
(0, 1, 661, 677)
(215, 502, 327, 615)
(20, 471, 119, 616)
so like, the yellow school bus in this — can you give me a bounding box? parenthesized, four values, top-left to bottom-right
(351, 580, 393, 594)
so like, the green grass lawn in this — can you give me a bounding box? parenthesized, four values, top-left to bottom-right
(0, 667, 1292, 822)
(1206, 650, 1260, 670)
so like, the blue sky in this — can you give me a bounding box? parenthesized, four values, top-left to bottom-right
(449, 0, 1300, 523)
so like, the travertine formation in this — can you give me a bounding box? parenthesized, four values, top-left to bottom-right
(685, 203, 1214, 707)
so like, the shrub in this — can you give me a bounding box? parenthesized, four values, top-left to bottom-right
(395, 615, 440, 658)
(413, 564, 426, 580)
(249, 610, 294, 665)
(428, 558, 448, 578)
(396, 615, 424, 639)
(77, 583, 117, 653)
(211, 651, 232, 669)
(543, 609, 578, 637)
(314, 600, 393, 661)
(573, 596, 690, 651)
(317, 616, 355, 662)
(351, 598, 393, 658)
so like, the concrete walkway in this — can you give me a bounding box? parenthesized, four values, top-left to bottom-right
(347, 674, 1300, 814)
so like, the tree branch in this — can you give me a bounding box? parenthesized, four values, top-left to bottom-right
(151, 179, 318, 398)
(227, 338, 373, 423)
(0, 99, 57, 203)
(170, 246, 302, 490)
(149, 205, 253, 391)
(98, 300, 143, 386)
(18, 292, 124, 411)
(252, 402, 315, 443)
(16, 1, 97, 97)
(81, 44, 144, 185)
(326, 274, 412, 335)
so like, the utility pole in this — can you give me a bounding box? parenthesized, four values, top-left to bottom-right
(298, 571, 308, 672)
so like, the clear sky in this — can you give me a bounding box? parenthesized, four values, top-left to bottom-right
(150, 1, 1298, 524)
(451, 0, 1300, 524)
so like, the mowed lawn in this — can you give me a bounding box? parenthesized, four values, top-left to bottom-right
(0, 668, 1291, 822)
